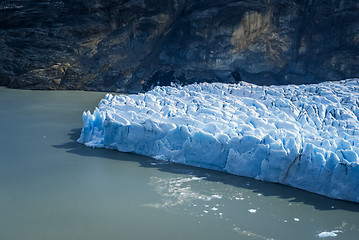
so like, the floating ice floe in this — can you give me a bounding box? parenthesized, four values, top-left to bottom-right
(317, 230, 342, 238)
(248, 209, 257, 213)
(78, 79, 359, 203)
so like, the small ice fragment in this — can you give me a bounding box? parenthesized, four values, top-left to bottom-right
(331, 206, 335, 209)
(248, 209, 257, 213)
(211, 194, 222, 199)
(294, 218, 300, 221)
(211, 207, 218, 211)
(317, 230, 341, 238)
(203, 210, 208, 213)
(219, 212, 223, 216)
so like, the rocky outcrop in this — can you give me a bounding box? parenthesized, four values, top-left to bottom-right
(1, 0, 358, 92)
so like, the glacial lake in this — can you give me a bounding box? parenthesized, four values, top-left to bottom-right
(1, 86, 359, 240)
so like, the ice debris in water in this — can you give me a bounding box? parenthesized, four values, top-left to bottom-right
(78, 79, 359, 203)
(317, 230, 342, 238)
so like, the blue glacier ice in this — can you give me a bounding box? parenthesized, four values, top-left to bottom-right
(78, 79, 359, 203)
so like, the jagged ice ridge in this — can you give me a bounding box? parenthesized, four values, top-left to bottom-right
(78, 79, 359, 202)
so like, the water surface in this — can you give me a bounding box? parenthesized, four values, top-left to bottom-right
(1, 87, 358, 240)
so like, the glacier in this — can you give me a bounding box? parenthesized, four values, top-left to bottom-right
(78, 79, 359, 203)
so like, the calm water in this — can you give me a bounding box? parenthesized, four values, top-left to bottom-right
(1, 87, 359, 240)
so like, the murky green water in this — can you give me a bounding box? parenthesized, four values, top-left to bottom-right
(1, 87, 358, 240)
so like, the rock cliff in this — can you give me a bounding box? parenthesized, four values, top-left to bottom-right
(1, 0, 358, 92)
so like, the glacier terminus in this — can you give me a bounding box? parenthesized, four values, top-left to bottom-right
(78, 79, 359, 203)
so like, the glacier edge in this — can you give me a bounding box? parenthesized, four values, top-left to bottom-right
(78, 79, 359, 203)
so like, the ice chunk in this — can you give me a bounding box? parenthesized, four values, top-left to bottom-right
(317, 230, 341, 238)
(78, 79, 359, 203)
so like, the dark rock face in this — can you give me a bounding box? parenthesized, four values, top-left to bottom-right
(1, 0, 358, 92)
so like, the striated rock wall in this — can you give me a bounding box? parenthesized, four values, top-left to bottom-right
(1, 0, 358, 92)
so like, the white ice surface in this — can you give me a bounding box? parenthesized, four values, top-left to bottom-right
(317, 230, 341, 238)
(78, 79, 359, 203)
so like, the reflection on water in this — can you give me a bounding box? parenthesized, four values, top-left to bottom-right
(144, 176, 209, 208)
(143, 172, 359, 240)
(1, 87, 359, 240)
